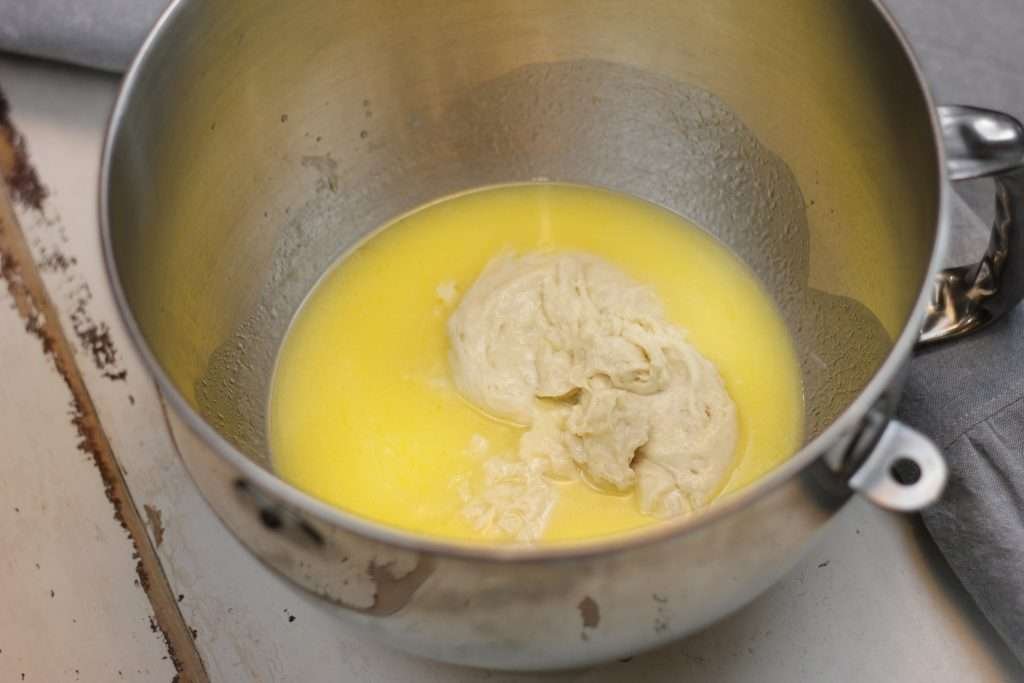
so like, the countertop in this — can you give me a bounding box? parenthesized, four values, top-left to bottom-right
(1, 2, 1023, 680)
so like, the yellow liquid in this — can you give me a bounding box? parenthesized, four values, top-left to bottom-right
(270, 184, 804, 543)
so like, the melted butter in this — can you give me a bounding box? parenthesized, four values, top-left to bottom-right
(269, 183, 804, 543)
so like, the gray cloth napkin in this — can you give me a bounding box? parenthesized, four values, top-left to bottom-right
(0, 0, 166, 72)
(2, 0, 1023, 663)
(901, 301, 1024, 660)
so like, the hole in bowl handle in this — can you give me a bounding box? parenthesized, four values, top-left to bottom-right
(848, 420, 948, 512)
(921, 106, 1024, 345)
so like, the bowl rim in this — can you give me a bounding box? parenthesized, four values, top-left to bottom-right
(99, 0, 951, 562)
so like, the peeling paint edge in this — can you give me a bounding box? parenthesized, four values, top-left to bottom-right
(0, 89, 47, 211)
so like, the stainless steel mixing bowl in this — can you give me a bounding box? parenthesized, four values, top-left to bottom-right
(101, 0, 1024, 669)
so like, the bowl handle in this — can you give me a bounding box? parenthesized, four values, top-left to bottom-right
(846, 106, 1024, 511)
(920, 105, 1024, 344)
(847, 419, 948, 511)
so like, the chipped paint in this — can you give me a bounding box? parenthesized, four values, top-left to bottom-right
(25, 219, 128, 382)
(144, 504, 166, 548)
(34, 245, 76, 273)
(0, 89, 46, 210)
(578, 596, 601, 629)
(70, 281, 126, 381)
(1, 90, 127, 384)
(0, 93, 207, 682)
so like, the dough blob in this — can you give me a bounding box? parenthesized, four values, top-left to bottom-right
(448, 251, 738, 540)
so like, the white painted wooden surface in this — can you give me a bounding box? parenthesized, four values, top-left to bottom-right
(0, 221, 176, 681)
(0, 46, 1021, 683)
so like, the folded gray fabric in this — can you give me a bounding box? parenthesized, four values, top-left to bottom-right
(2, 0, 1023, 664)
(901, 304, 1024, 660)
(0, 0, 166, 72)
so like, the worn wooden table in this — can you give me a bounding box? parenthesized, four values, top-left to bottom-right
(1, 19, 1022, 681)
